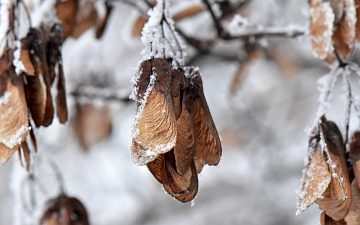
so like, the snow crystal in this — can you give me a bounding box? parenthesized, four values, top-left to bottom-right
(140, 0, 185, 66)
(0, 91, 11, 106)
(13, 41, 27, 75)
(0, 125, 29, 149)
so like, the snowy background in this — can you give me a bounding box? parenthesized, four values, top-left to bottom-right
(2, 0, 359, 224)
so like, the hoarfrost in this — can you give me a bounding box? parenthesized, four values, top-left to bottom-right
(0, 125, 29, 149)
(227, 14, 249, 35)
(13, 41, 27, 75)
(0, 92, 11, 106)
(140, 0, 185, 66)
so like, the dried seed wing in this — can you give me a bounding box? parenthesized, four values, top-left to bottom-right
(95, 1, 113, 39)
(350, 131, 360, 188)
(72, 103, 112, 150)
(171, 68, 186, 120)
(332, 0, 356, 58)
(344, 180, 360, 224)
(0, 66, 28, 164)
(131, 140, 158, 166)
(320, 211, 347, 225)
(26, 69, 47, 127)
(55, 0, 78, 39)
(21, 141, 30, 171)
(190, 70, 222, 166)
(194, 157, 205, 174)
(70, 1, 98, 38)
(309, 2, 335, 60)
(28, 122, 37, 152)
(147, 154, 163, 183)
(164, 151, 197, 193)
(19, 48, 35, 76)
(135, 60, 152, 101)
(174, 87, 195, 175)
(47, 24, 63, 84)
(56, 64, 68, 123)
(163, 152, 185, 194)
(316, 116, 351, 221)
(230, 47, 261, 93)
(132, 16, 148, 37)
(134, 59, 176, 155)
(162, 159, 198, 203)
(17, 149, 23, 167)
(297, 147, 332, 212)
(355, 0, 360, 41)
(172, 5, 204, 21)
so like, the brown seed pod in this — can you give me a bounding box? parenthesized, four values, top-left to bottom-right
(56, 64, 67, 123)
(316, 116, 351, 221)
(189, 69, 222, 166)
(40, 195, 89, 225)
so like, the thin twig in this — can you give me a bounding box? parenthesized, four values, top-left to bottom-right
(343, 69, 352, 151)
(70, 87, 132, 103)
(202, 0, 230, 39)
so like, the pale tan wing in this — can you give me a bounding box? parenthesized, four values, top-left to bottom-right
(297, 148, 332, 212)
(0, 66, 28, 164)
(332, 0, 356, 58)
(174, 87, 195, 175)
(316, 116, 351, 221)
(191, 71, 222, 166)
(309, 2, 335, 61)
(344, 180, 360, 225)
(134, 58, 176, 155)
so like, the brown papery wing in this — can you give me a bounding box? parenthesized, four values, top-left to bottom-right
(164, 150, 197, 193)
(55, 0, 78, 39)
(147, 154, 163, 183)
(191, 71, 222, 166)
(131, 139, 158, 166)
(162, 160, 198, 203)
(0, 66, 28, 164)
(316, 116, 351, 221)
(350, 131, 360, 188)
(174, 87, 195, 175)
(344, 180, 360, 225)
(135, 60, 152, 102)
(56, 64, 68, 123)
(170, 68, 186, 120)
(297, 147, 331, 212)
(320, 211, 346, 225)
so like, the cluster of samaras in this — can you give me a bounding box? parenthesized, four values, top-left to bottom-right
(298, 116, 360, 224)
(131, 58, 222, 202)
(0, 21, 67, 167)
(40, 194, 89, 225)
(309, 0, 360, 62)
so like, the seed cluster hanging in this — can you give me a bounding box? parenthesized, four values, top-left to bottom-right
(297, 115, 360, 224)
(131, 58, 222, 202)
(0, 2, 69, 167)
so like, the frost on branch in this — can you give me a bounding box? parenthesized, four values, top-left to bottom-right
(140, 0, 185, 67)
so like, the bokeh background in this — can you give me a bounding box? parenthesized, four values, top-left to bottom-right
(2, 0, 358, 224)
